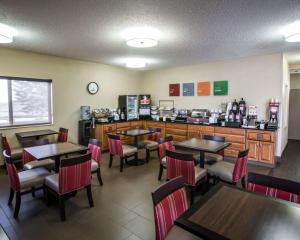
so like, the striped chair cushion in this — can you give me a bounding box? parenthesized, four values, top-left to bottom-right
(148, 132, 162, 141)
(158, 141, 175, 163)
(107, 138, 123, 157)
(247, 183, 300, 204)
(88, 143, 101, 166)
(58, 131, 68, 142)
(154, 187, 188, 240)
(59, 159, 91, 194)
(6, 163, 20, 191)
(232, 155, 248, 183)
(166, 156, 196, 186)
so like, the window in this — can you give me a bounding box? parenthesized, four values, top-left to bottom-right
(0, 77, 53, 127)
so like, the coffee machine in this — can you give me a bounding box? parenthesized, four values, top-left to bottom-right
(267, 102, 280, 129)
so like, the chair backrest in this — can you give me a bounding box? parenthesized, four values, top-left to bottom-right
(88, 139, 102, 165)
(151, 176, 188, 240)
(166, 150, 196, 186)
(232, 149, 249, 182)
(22, 139, 50, 165)
(148, 128, 162, 141)
(1, 136, 11, 155)
(203, 135, 225, 142)
(247, 172, 300, 204)
(59, 153, 92, 194)
(158, 136, 175, 161)
(3, 150, 20, 192)
(107, 134, 123, 157)
(58, 128, 68, 142)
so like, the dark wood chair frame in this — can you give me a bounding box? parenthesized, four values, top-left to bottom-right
(157, 136, 174, 180)
(3, 150, 44, 218)
(107, 134, 138, 172)
(145, 127, 161, 163)
(207, 149, 249, 189)
(44, 153, 94, 221)
(89, 138, 103, 186)
(166, 149, 206, 205)
(1, 135, 22, 165)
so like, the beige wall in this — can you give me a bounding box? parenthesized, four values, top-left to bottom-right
(0, 48, 141, 152)
(290, 74, 300, 89)
(140, 53, 285, 156)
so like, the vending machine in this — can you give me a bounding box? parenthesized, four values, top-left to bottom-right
(118, 95, 139, 120)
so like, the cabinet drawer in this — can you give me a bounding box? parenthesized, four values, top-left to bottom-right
(188, 125, 201, 131)
(247, 131, 274, 142)
(227, 142, 245, 151)
(165, 123, 188, 130)
(224, 149, 239, 158)
(165, 128, 187, 136)
(146, 121, 165, 128)
(187, 131, 200, 139)
(214, 133, 245, 144)
(167, 134, 187, 142)
(103, 124, 116, 133)
(215, 127, 245, 136)
(131, 121, 143, 127)
(116, 122, 131, 129)
(200, 126, 214, 133)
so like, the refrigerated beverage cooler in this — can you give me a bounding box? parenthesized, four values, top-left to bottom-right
(139, 94, 151, 120)
(118, 95, 139, 120)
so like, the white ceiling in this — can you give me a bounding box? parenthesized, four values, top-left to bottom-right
(1, 0, 300, 71)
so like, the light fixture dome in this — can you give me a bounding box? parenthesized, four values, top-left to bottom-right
(126, 38, 158, 48)
(281, 21, 300, 42)
(0, 23, 15, 44)
(125, 59, 147, 68)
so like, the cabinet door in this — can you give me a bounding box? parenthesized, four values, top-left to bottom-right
(247, 140, 260, 161)
(260, 142, 274, 164)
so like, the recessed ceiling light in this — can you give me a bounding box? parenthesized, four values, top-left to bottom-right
(0, 23, 15, 44)
(125, 59, 147, 68)
(281, 21, 300, 42)
(126, 38, 158, 48)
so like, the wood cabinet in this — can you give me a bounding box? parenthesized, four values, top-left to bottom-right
(247, 140, 260, 161)
(187, 125, 214, 139)
(145, 121, 166, 136)
(165, 123, 188, 142)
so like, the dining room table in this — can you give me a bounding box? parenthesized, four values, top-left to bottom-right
(15, 129, 58, 146)
(117, 128, 155, 165)
(175, 138, 231, 168)
(23, 142, 88, 171)
(173, 183, 300, 240)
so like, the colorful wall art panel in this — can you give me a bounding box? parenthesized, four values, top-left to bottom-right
(182, 82, 194, 96)
(213, 80, 228, 96)
(169, 83, 180, 96)
(197, 81, 211, 96)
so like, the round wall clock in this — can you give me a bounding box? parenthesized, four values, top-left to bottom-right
(87, 82, 99, 94)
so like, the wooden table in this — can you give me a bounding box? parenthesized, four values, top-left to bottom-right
(117, 129, 154, 165)
(175, 138, 230, 168)
(16, 129, 58, 146)
(24, 142, 88, 171)
(175, 183, 300, 240)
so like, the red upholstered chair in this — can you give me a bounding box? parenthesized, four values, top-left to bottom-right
(22, 139, 55, 170)
(107, 134, 138, 172)
(166, 150, 207, 204)
(207, 149, 249, 187)
(57, 128, 68, 142)
(157, 136, 175, 180)
(247, 172, 300, 204)
(3, 150, 52, 218)
(151, 176, 188, 240)
(44, 153, 93, 221)
(88, 139, 103, 186)
(1, 135, 22, 164)
(139, 128, 162, 162)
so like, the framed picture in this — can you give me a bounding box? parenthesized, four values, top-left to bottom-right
(213, 80, 228, 96)
(169, 83, 180, 96)
(183, 83, 194, 96)
(197, 81, 210, 96)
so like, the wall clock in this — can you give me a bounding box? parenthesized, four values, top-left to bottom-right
(87, 82, 99, 94)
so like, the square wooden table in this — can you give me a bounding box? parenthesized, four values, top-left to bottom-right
(16, 129, 58, 146)
(175, 184, 300, 240)
(175, 138, 231, 168)
(24, 142, 88, 171)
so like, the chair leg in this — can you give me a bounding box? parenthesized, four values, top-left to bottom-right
(241, 176, 246, 188)
(134, 152, 138, 161)
(14, 192, 21, 218)
(31, 187, 36, 198)
(190, 187, 195, 206)
(96, 168, 103, 186)
(206, 173, 211, 192)
(146, 149, 150, 163)
(109, 154, 113, 168)
(44, 186, 50, 206)
(213, 176, 217, 185)
(86, 185, 94, 208)
(158, 164, 164, 180)
(124, 156, 128, 164)
(8, 188, 14, 205)
(120, 157, 124, 172)
(59, 195, 66, 221)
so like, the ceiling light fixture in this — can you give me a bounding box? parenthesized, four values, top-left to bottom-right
(281, 21, 300, 42)
(125, 59, 147, 68)
(0, 23, 15, 44)
(126, 38, 158, 48)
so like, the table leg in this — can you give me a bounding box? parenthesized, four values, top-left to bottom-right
(199, 151, 205, 168)
(126, 136, 146, 166)
(54, 156, 60, 172)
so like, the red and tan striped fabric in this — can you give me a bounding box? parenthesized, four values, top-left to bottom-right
(88, 143, 102, 166)
(6, 163, 20, 191)
(22, 150, 36, 166)
(232, 155, 248, 183)
(107, 138, 123, 157)
(247, 183, 300, 204)
(58, 131, 68, 142)
(158, 141, 175, 162)
(148, 132, 162, 141)
(166, 156, 196, 186)
(58, 160, 91, 195)
(154, 187, 188, 240)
